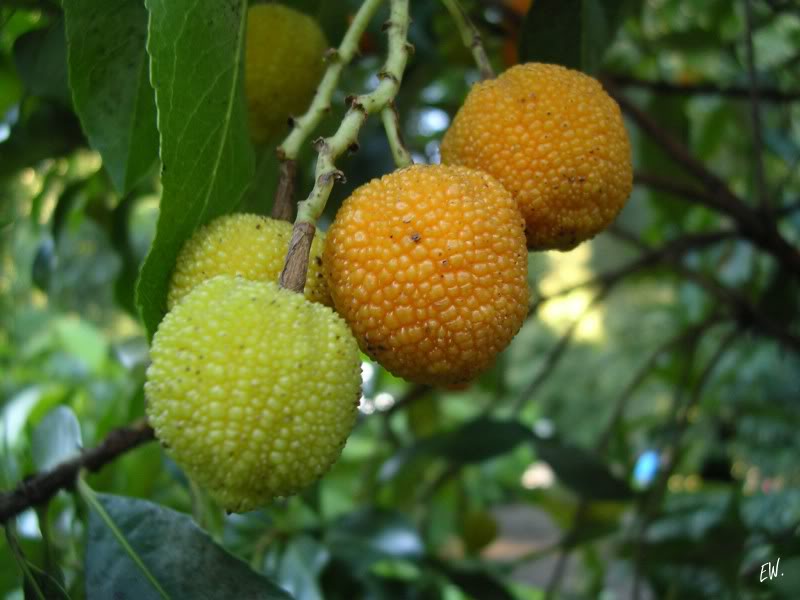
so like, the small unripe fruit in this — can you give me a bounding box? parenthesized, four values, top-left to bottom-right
(441, 63, 633, 250)
(324, 164, 529, 386)
(145, 276, 361, 512)
(168, 213, 330, 309)
(461, 510, 498, 554)
(245, 4, 328, 144)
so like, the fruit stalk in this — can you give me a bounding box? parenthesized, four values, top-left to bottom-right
(272, 0, 385, 222)
(280, 0, 412, 293)
(440, 0, 494, 80)
(381, 101, 413, 167)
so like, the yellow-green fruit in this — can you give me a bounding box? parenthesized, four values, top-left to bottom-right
(441, 63, 633, 250)
(246, 4, 328, 143)
(461, 510, 498, 554)
(168, 213, 331, 309)
(145, 275, 361, 512)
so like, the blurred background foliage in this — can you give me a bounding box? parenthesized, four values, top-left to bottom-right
(1, 0, 800, 598)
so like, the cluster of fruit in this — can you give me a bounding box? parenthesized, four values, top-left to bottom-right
(144, 4, 632, 512)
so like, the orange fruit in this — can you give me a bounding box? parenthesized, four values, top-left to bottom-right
(324, 164, 529, 385)
(441, 63, 632, 250)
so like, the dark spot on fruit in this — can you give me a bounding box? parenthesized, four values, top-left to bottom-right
(411, 233, 421, 243)
(315, 256, 322, 266)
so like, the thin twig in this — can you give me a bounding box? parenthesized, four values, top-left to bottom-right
(634, 171, 732, 214)
(605, 74, 800, 103)
(513, 288, 610, 416)
(381, 101, 413, 167)
(631, 327, 739, 598)
(541, 317, 719, 596)
(609, 227, 800, 353)
(612, 88, 800, 277)
(272, 0, 386, 228)
(277, 0, 386, 162)
(280, 0, 412, 293)
(0, 420, 155, 524)
(530, 230, 738, 311)
(440, 0, 495, 80)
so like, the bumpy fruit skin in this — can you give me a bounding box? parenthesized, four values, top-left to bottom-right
(441, 63, 633, 251)
(145, 276, 361, 512)
(168, 213, 330, 309)
(246, 4, 328, 144)
(324, 164, 528, 385)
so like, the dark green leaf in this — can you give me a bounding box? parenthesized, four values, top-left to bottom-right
(378, 418, 530, 483)
(430, 418, 531, 464)
(31, 405, 82, 471)
(519, 0, 627, 73)
(136, 0, 256, 337)
(326, 509, 424, 572)
(431, 560, 515, 600)
(12, 17, 71, 106)
(276, 536, 329, 600)
(63, 0, 159, 194)
(86, 493, 292, 600)
(0, 102, 85, 178)
(533, 437, 633, 500)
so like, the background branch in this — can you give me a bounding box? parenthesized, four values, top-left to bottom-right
(605, 74, 800, 103)
(612, 88, 800, 276)
(0, 420, 155, 524)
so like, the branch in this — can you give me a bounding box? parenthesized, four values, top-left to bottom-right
(605, 74, 800, 103)
(513, 288, 610, 416)
(272, 0, 387, 225)
(609, 228, 800, 353)
(0, 420, 155, 524)
(743, 0, 770, 214)
(531, 229, 738, 309)
(280, 0, 412, 294)
(631, 328, 739, 598)
(440, 0, 495, 80)
(277, 0, 386, 162)
(634, 171, 733, 214)
(541, 317, 720, 597)
(611, 88, 800, 277)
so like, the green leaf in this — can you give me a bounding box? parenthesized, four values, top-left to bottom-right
(519, 0, 627, 73)
(86, 493, 293, 600)
(326, 509, 424, 572)
(12, 17, 71, 106)
(63, 0, 159, 194)
(31, 405, 82, 471)
(431, 418, 531, 464)
(378, 418, 530, 483)
(431, 560, 516, 600)
(136, 0, 256, 338)
(276, 536, 329, 600)
(533, 437, 633, 500)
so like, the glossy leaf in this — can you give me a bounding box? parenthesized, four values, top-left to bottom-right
(136, 0, 255, 337)
(12, 17, 71, 105)
(31, 405, 82, 471)
(86, 493, 292, 599)
(63, 0, 158, 194)
(519, 0, 627, 73)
